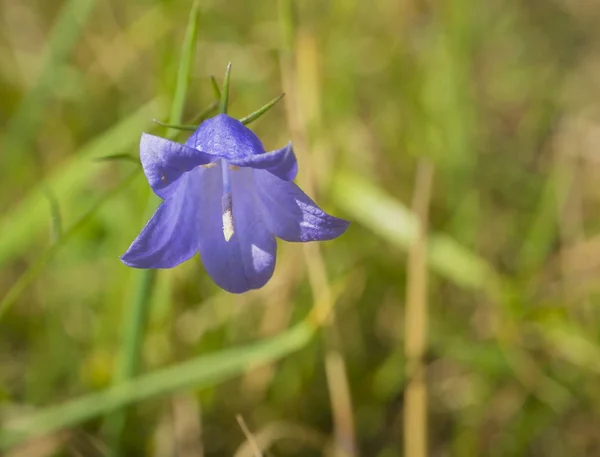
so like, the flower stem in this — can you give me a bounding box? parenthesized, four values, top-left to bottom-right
(403, 159, 434, 457)
(277, 2, 357, 455)
(104, 1, 201, 455)
(104, 253, 158, 454)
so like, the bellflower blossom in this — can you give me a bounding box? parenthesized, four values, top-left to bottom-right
(121, 114, 349, 293)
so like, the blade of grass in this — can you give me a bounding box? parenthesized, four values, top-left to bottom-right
(0, 170, 140, 321)
(517, 155, 574, 274)
(41, 186, 63, 242)
(103, 1, 202, 453)
(332, 171, 502, 294)
(168, 2, 202, 131)
(1, 321, 315, 451)
(2, 0, 96, 171)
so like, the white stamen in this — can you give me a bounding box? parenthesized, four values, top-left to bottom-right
(222, 192, 234, 242)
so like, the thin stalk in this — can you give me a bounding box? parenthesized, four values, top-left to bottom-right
(104, 1, 201, 454)
(403, 159, 434, 457)
(277, 2, 357, 455)
(169, 1, 202, 129)
(236, 415, 263, 457)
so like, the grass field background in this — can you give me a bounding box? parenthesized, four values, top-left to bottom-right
(2, 0, 600, 456)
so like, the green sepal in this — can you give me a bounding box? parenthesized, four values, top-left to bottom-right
(210, 75, 221, 100)
(153, 100, 219, 133)
(240, 93, 285, 126)
(219, 62, 232, 114)
(152, 120, 197, 131)
(94, 153, 140, 164)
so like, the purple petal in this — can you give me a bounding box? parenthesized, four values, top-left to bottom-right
(121, 173, 201, 268)
(197, 166, 276, 293)
(185, 114, 265, 161)
(254, 170, 350, 242)
(141, 133, 215, 199)
(228, 142, 298, 181)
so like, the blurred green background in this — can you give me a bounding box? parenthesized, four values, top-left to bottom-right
(2, 0, 600, 455)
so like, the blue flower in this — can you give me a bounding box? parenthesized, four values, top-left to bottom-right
(121, 114, 349, 293)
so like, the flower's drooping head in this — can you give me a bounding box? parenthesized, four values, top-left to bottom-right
(122, 79, 349, 293)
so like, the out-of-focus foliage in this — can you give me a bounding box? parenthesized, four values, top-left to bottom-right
(2, 0, 600, 455)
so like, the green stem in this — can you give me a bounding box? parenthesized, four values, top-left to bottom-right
(120, 234, 158, 383)
(104, 1, 201, 454)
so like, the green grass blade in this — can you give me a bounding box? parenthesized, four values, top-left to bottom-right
(1, 322, 314, 451)
(0, 170, 140, 321)
(0, 97, 163, 267)
(516, 160, 573, 274)
(115, 0, 201, 382)
(41, 187, 63, 242)
(2, 0, 96, 170)
(105, 1, 202, 453)
(332, 172, 501, 293)
(239, 93, 285, 125)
